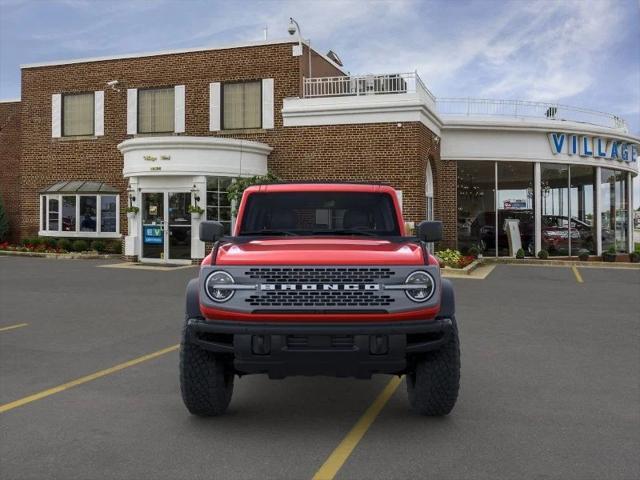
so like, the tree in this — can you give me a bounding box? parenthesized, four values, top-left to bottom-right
(0, 194, 9, 242)
(226, 173, 281, 216)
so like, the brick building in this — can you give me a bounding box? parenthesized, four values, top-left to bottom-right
(1, 38, 637, 262)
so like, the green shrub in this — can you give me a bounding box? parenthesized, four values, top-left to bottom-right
(71, 239, 88, 252)
(91, 240, 106, 253)
(227, 172, 281, 215)
(577, 249, 589, 261)
(629, 251, 640, 263)
(58, 239, 72, 252)
(537, 249, 549, 260)
(42, 237, 57, 249)
(515, 248, 525, 259)
(606, 245, 616, 254)
(106, 240, 122, 254)
(467, 246, 480, 258)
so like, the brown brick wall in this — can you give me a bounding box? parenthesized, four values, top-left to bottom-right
(17, 42, 303, 240)
(0, 101, 21, 241)
(14, 41, 447, 249)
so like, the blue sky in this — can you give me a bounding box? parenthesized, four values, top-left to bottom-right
(1, 0, 638, 205)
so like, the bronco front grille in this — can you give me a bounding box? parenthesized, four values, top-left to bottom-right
(243, 267, 396, 309)
(246, 290, 395, 308)
(244, 267, 394, 284)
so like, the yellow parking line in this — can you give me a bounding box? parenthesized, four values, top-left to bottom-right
(0, 323, 28, 333)
(571, 266, 584, 283)
(0, 344, 179, 414)
(312, 376, 403, 480)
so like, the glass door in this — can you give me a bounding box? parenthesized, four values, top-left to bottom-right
(167, 192, 191, 261)
(141, 192, 165, 260)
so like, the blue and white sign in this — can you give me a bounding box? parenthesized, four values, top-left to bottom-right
(143, 225, 163, 245)
(548, 132, 638, 163)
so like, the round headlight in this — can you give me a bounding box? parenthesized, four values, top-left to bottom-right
(205, 271, 235, 302)
(405, 271, 435, 302)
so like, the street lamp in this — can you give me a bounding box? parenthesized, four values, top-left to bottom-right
(288, 17, 311, 78)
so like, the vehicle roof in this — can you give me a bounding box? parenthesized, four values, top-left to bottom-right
(244, 183, 397, 194)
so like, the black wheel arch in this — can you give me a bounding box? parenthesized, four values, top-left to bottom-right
(185, 278, 202, 319)
(437, 278, 455, 319)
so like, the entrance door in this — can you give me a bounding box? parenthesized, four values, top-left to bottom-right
(167, 192, 191, 261)
(141, 192, 192, 263)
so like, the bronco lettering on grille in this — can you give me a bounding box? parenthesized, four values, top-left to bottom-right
(260, 284, 380, 291)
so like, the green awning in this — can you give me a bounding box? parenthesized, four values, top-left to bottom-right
(41, 181, 120, 194)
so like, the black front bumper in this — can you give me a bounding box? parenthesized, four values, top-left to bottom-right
(186, 318, 453, 379)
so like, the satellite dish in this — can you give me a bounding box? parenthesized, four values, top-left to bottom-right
(326, 50, 343, 67)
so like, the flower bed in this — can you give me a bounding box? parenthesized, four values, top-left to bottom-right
(435, 249, 475, 269)
(0, 237, 122, 255)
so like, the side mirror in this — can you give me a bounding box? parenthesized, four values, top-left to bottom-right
(199, 221, 225, 243)
(417, 220, 442, 243)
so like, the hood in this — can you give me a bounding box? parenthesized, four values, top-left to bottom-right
(215, 237, 424, 265)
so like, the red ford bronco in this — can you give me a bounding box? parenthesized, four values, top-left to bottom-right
(180, 183, 460, 416)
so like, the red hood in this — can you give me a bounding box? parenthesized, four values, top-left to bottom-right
(214, 237, 425, 265)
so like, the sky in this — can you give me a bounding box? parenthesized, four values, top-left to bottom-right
(1, 0, 638, 206)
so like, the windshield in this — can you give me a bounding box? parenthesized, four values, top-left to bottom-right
(239, 192, 400, 236)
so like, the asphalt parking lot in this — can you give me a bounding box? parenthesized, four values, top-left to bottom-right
(0, 257, 638, 480)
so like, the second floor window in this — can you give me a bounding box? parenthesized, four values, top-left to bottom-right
(223, 81, 261, 129)
(63, 92, 94, 136)
(138, 87, 174, 133)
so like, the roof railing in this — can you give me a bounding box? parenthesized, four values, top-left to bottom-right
(436, 97, 628, 131)
(303, 72, 436, 101)
(302, 74, 628, 131)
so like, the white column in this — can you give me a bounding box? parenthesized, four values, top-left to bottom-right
(191, 175, 207, 260)
(595, 167, 602, 256)
(124, 177, 140, 257)
(534, 162, 541, 255)
(628, 172, 633, 253)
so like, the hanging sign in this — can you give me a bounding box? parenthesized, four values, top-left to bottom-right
(143, 226, 163, 245)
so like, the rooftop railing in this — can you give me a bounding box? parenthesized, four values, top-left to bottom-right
(301, 73, 628, 132)
(303, 72, 436, 102)
(435, 98, 628, 131)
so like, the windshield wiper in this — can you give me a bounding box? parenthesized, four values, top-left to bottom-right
(313, 229, 378, 237)
(240, 229, 298, 236)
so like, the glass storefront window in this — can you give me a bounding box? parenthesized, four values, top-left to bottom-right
(206, 176, 233, 235)
(62, 196, 76, 232)
(79, 196, 97, 232)
(457, 161, 496, 256)
(40, 193, 119, 236)
(100, 195, 117, 233)
(541, 164, 569, 255)
(48, 197, 59, 231)
(601, 169, 628, 253)
(497, 162, 535, 256)
(569, 166, 596, 255)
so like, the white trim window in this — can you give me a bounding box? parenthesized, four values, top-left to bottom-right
(206, 176, 233, 234)
(426, 160, 434, 221)
(39, 186, 120, 238)
(222, 81, 262, 130)
(51, 91, 104, 138)
(128, 85, 185, 134)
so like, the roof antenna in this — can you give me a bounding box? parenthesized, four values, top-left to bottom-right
(263, 25, 268, 41)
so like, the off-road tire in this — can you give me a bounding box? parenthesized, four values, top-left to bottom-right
(406, 317, 460, 416)
(180, 321, 234, 416)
